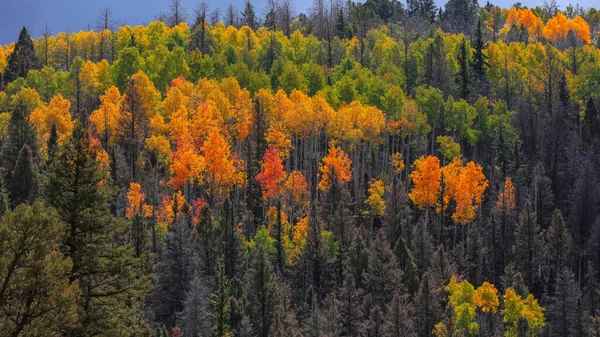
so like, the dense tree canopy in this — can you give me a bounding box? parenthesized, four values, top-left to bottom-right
(1, 0, 600, 336)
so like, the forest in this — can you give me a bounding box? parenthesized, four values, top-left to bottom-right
(0, 0, 599, 336)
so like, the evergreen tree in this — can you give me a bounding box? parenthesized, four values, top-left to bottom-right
(442, 0, 478, 34)
(0, 101, 38, 190)
(545, 210, 572, 281)
(583, 97, 599, 144)
(152, 213, 194, 329)
(3, 27, 41, 85)
(512, 201, 544, 292)
(246, 245, 282, 337)
(545, 268, 579, 337)
(456, 38, 472, 100)
(471, 19, 488, 96)
(47, 122, 59, 165)
(394, 236, 418, 294)
(181, 265, 212, 337)
(383, 291, 416, 337)
(44, 123, 149, 336)
(7, 144, 38, 207)
(208, 260, 231, 337)
(365, 230, 402, 306)
(241, 0, 258, 30)
(338, 278, 366, 336)
(414, 271, 442, 337)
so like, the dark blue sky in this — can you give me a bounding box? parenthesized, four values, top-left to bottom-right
(0, 0, 595, 45)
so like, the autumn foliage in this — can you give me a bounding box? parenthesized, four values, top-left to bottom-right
(318, 145, 353, 192)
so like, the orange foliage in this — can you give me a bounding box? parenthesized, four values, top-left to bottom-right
(156, 191, 186, 228)
(409, 156, 488, 224)
(494, 177, 516, 215)
(126, 182, 152, 219)
(285, 171, 309, 206)
(265, 122, 293, 160)
(256, 148, 287, 201)
(450, 161, 488, 224)
(201, 128, 246, 200)
(409, 155, 441, 209)
(543, 13, 591, 44)
(501, 8, 544, 41)
(318, 145, 353, 192)
(90, 86, 122, 145)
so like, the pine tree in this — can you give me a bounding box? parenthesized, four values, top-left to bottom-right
(209, 260, 231, 337)
(383, 292, 416, 337)
(152, 213, 194, 329)
(3, 27, 41, 84)
(512, 201, 544, 292)
(545, 210, 572, 281)
(0, 101, 38, 188)
(246, 245, 282, 337)
(546, 268, 579, 337)
(7, 144, 37, 207)
(181, 265, 212, 337)
(241, 0, 258, 30)
(394, 236, 418, 294)
(47, 122, 59, 166)
(456, 38, 472, 100)
(414, 271, 442, 337)
(44, 123, 149, 336)
(471, 20, 487, 81)
(339, 278, 366, 336)
(365, 230, 402, 306)
(583, 97, 599, 144)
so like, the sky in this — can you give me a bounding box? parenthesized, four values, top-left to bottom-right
(0, 0, 596, 45)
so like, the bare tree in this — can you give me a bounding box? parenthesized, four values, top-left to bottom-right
(191, 2, 210, 53)
(96, 7, 114, 31)
(278, 0, 296, 36)
(226, 4, 239, 28)
(40, 24, 52, 67)
(210, 7, 221, 25)
(168, 0, 188, 27)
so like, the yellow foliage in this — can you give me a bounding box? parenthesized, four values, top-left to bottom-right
(318, 146, 353, 192)
(391, 152, 405, 174)
(29, 93, 74, 156)
(365, 179, 386, 217)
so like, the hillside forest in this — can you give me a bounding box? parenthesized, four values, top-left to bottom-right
(1, 0, 600, 336)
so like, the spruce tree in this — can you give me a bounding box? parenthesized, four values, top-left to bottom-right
(365, 230, 402, 306)
(0, 101, 38, 186)
(208, 260, 231, 337)
(246, 245, 282, 337)
(383, 292, 416, 337)
(456, 38, 472, 100)
(44, 123, 149, 336)
(3, 27, 41, 85)
(545, 210, 572, 280)
(512, 201, 544, 292)
(7, 144, 38, 207)
(545, 268, 579, 337)
(583, 97, 599, 143)
(46, 122, 59, 166)
(241, 0, 258, 30)
(152, 213, 194, 329)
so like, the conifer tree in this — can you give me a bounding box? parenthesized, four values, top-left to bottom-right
(44, 123, 148, 336)
(208, 260, 231, 337)
(153, 213, 194, 329)
(3, 27, 41, 85)
(246, 245, 282, 337)
(7, 144, 38, 206)
(545, 268, 579, 337)
(241, 0, 258, 30)
(512, 202, 544, 292)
